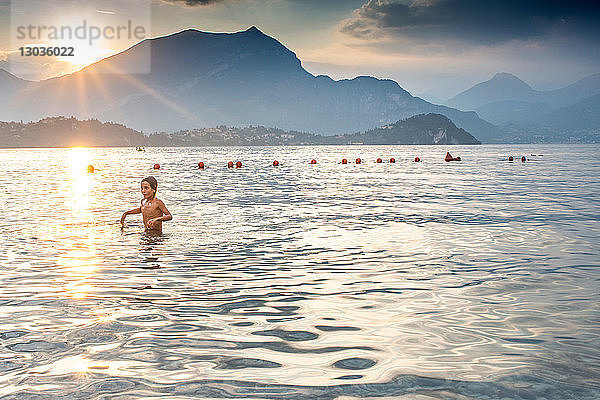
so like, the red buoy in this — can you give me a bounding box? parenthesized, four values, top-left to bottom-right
(236, 161, 242, 168)
(445, 152, 461, 162)
(310, 159, 317, 164)
(273, 160, 279, 166)
(376, 158, 382, 163)
(414, 157, 420, 162)
(521, 156, 526, 162)
(389, 158, 395, 163)
(508, 156, 514, 162)
(153, 163, 160, 170)
(227, 161, 234, 168)
(341, 158, 347, 164)
(198, 162, 205, 169)
(356, 158, 361, 164)
(87, 165, 95, 173)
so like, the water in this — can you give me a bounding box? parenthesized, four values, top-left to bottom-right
(1, 144, 599, 399)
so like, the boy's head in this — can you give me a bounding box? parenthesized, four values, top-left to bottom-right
(141, 176, 158, 200)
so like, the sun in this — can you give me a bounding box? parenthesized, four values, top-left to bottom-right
(56, 42, 116, 69)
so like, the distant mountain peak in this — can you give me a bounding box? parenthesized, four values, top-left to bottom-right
(149, 26, 268, 43)
(446, 72, 535, 110)
(244, 26, 262, 34)
(158, 26, 267, 39)
(492, 72, 522, 80)
(85, 23, 302, 79)
(488, 72, 532, 88)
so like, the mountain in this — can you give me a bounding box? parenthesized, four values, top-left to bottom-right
(1, 27, 498, 142)
(540, 93, 600, 130)
(447, 73, 538, 111)
(0, 69, 30, 120)
(343, 113, 480, 145)
(0, 113, 480, 147)
(0, 68, 27, 91)
(447, 72, 600, 113)
(473, 100, 553, 125)
(446, 72, 600, 141)
(542, 73, 600, 108)
(513, 93, 600, 142)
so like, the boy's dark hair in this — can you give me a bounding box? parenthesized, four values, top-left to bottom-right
(142, 176, 158, 199)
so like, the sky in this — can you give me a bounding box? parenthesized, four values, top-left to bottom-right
(1, 0, 600, 101)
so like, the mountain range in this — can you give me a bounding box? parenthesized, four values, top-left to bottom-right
(2, 27, 597, 144)
(446, 72, 600, 141)
(0, 27, 498, 142)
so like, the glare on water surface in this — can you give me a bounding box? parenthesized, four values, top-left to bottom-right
(0, 145, 599, 399)
(68, 147, 92, 220)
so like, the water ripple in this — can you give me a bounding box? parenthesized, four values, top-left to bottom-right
(1, 145, 599, 398)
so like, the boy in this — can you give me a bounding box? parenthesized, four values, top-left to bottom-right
(121, 176, 172, 232)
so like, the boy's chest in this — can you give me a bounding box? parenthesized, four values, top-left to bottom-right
(141, 202, 160, 216)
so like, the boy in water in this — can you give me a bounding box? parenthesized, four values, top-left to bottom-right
(121, 176, 172, 232)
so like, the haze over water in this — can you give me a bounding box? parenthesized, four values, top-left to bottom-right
(1, 144, 599, 399)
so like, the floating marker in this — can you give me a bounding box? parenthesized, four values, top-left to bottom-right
(445, 152, 461, 162)
(414, 157, 420, 163)
(310, 159, 317, 164)
(355, 158, 361, 164)
(87, 165, 95, 173)
(521, 156, 526, 163)
(389, 158, 395, 163)
(341, 158, 347, 164)
(508, 156, 514, 162)
(227, 161, 234, 168)
(236, 161, 242, 168)
(153, 163, 160, 170)
(198, 162, 205, 169)
(273, 160, 279, 166)
(376, 158, 382, 163)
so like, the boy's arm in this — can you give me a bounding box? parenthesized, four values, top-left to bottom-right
(120, 206, 141, 224)
(156, 200, 172, 222)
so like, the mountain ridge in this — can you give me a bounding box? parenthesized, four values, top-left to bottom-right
(447, 72, 600, 111)
(1, 26, 498, 141)
(445, 72, 600, 141)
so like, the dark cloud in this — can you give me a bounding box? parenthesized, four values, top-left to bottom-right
(340, 0, 600, 45)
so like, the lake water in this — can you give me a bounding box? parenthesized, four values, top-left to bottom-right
(1, 144, 599, 399)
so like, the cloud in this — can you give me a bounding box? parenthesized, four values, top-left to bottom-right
(159, 0, 227, 6)
(158, 0, 361, 9)
(340, 0, 600, 45)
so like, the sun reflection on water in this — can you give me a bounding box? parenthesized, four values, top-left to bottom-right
(30, 354, 117, 376)
(59, 147, 101, 299)
(69, 147, 92, 221)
